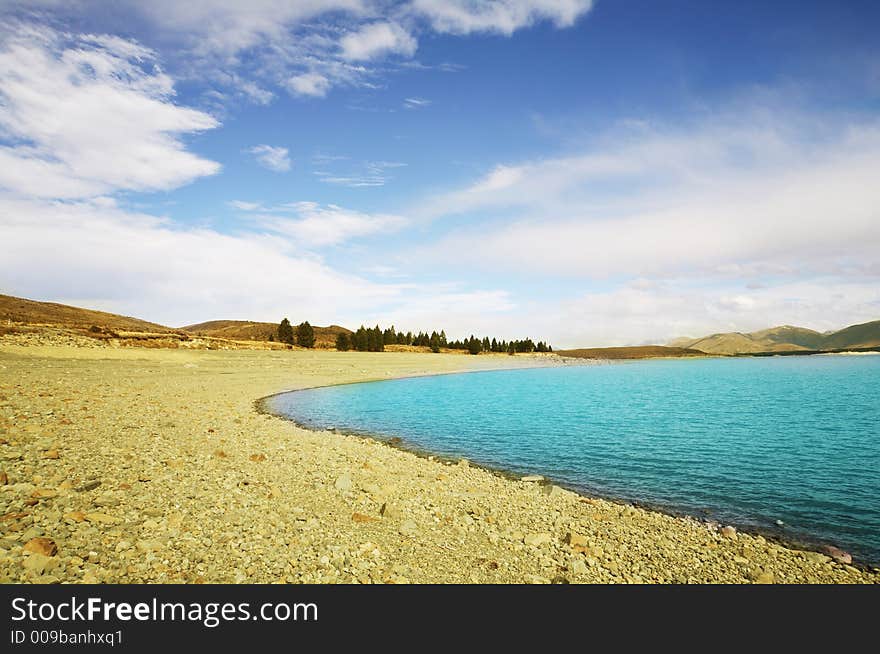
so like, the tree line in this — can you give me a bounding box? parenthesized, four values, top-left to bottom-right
(274, 318, 551, 355)
(336, 325, 551, 355)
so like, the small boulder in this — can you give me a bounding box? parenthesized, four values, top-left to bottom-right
(23, 537, 58, 557)
(719, 526, 737, 540)
(823, 546, 852, 565)
(334, 473, 352, 492)
(0, 470, 7, 485)
(565, 532, 589, 548)
(524, 532, 552, 547)
(521, 475, 544, 483)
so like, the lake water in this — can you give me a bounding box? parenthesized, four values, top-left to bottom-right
(268, 355, 880, 564)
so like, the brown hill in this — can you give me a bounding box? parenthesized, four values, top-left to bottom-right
(557, 345, 707, 360)
(181, 320, 352, 349)
(0, 293, 171, 333)
(670, 321, 880, 355)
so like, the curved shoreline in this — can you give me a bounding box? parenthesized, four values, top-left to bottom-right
(2, 342, 877, 584)
(258, 371, 879, 571)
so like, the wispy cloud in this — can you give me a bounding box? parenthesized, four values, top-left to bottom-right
(0, 1, 593, 104)
(416, 112, 880, 279)
(340, 21, 417, 61)
(246, 144, 292, 172)
(313, 160, 406, 187)
(230, 200, 407, 247)
(403, 96, 432, 109)
(0, 24, 220, 199)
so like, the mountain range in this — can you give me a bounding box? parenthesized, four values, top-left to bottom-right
(669, 322, 880, 355)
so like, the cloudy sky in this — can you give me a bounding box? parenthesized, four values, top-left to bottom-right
(1, 1, 878, 347)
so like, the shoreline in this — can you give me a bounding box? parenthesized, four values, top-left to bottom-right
(259, 375, 879, 571)
(1, 340, 877, 584)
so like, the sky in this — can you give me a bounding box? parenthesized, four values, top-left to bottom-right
(0, 0, 878, 347)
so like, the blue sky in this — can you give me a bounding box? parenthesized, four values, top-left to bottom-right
(1, 1, 879, 346)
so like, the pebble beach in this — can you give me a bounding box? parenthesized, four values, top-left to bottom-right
(1, 336, 877, 584)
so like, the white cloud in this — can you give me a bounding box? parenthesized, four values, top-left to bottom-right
(0, 25, 220, 199)
(403, 96, 432, 109)
(286, 72, 332, 98)
(410, 0, 594, 35)
(228, 200, 263, 211)
(340, 22, 417, 61)
(544, 279, 880, 348)
(0, 1, 593, 103)
(313, 160, 406, 187)
(0, 195, 399, 327)
(416, 114, 880, 279)
(235, 201, 407, 247)
(246, 144, 292, 172)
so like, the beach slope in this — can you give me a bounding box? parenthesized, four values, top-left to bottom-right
(0, 342, 875, 583)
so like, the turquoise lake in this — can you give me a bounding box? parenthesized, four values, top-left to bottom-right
(268, 355, 880, 564)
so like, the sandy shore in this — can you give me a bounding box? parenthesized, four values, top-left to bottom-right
(1, 342, 877, 584)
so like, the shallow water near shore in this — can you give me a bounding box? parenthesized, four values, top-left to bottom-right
(269, 355, 880, 564)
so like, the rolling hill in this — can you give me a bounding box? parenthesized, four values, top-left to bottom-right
(670, 321, 880, 355)
(0, 293, 172, 333)
(181, 320, 351, 348)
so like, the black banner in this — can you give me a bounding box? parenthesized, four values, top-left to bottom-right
(1, 584, 876, 650)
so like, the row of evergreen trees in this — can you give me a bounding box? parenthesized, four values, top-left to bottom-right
(337, 324, 551, 355)
(274, 318, 552, 355)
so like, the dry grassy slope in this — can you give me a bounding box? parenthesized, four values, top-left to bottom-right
(670, 321, 880, 354)
(557, 345, 707, 360)
(0, 294, 172, 332)
(181, 319, 352, 348)
(822, 320, 880, 349)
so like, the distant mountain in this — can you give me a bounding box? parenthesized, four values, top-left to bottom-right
(0, 293, 172, 333)
(181, 319, 351, 348)
(669, 320, 880, 355)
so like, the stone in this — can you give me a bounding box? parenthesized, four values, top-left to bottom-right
(0, 470, 7, 485)
(43, 449, 60, 459)
(31, 488, 58, 499)
(524, 532, 552, 547)
(64, 511, 86, 522)
(352, 512, 378, 523)
(23, 553, 57, 575)
(571, 558, 588, 575)
(399, 520, 418, 537)
(23, 537, 58, 557)
(249, 454, 266, 462)
(823, 546, 852, 565)
(75, 480, 101, 492)
(93, 494, 120, 507)
(566, 532, 589, 548)
(84, 512, 119, 524)
(521, 475, 544, 482)
(334, 473, 352, 492)
(719, 526, 737, 540)
(804, 551, 830, 565)
(542, 485, 566, 498)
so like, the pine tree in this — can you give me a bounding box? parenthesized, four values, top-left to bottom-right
(277, 318, 294, 345)
(296, 321, 315, 348)
(336, 332, 351, 351)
